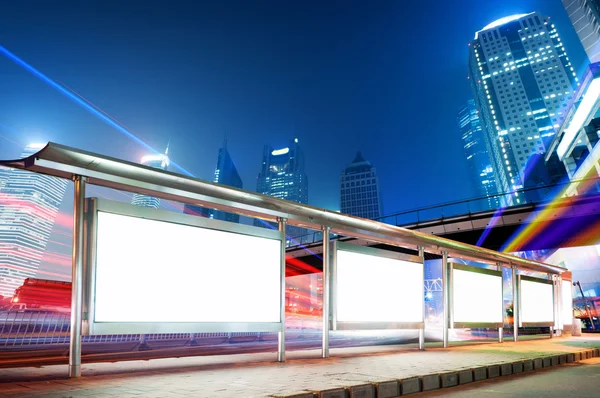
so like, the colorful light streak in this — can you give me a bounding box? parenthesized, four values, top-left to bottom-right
(0, 45, 195, 177)
(502, 173, 600, 252)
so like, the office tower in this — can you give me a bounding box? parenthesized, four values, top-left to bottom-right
(563, 0, 600, 63)
(0, 166, 11, 191)
(256, 138, 308, 204)
(469, 12, 577, 203)
(256, 138, 308, 239)
(183, 140, 243, 223)
(340, 152, 382, 219)
(0, 143, 68, 298)
(458, 100, 500, 210)
(131, 145, 170, 209)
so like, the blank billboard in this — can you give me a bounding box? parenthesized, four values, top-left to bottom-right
(336, 247, 423, 323)
(562, 280, 573, 326)
(520, 278, 554, 324)
(452, 267, 503, 325)
(93, 211, 281, 324)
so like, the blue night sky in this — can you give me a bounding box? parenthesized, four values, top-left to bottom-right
(0, 0, 589, 215)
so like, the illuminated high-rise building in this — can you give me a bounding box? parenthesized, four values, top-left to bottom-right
(469, 13, 577, 203)
(562, 0, 600, 63)
(131, 145, 170, 209)
(183, 139, 243, 223)
(0, 143, 68, 298)
(340, 152, 382, 219)
(458, 100, 500, 210)
(256, 138, 308, 238)
(256, 138, 308, 204)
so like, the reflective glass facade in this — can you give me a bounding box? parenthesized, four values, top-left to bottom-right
(131, 149, 170, 209)
(184, 141, 243, 223)
(458, 100, 500, 210)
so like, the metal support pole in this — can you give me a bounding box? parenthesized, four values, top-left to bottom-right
(69, 175, 86, 378)
(498, 264, 504, 344)
(418, 246, 425, 350)
(322, 226, 331, 358)
(550, 274, 555, 338)
(512, 265, 518, 342)
(442, 251, 449, 348)
(557, 275, 563, 337)
(575, 281, 595, 330)
(277, 218, 287, 362)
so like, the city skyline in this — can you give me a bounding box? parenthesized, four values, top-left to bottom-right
(0, 1, 587, 216)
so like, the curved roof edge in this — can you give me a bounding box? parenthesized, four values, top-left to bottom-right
(474, 13, 533, 39)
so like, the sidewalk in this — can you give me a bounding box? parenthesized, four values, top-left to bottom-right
(1, 336, 599, 397)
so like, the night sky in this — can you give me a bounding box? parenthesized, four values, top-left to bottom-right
(0, 0, 588, 216)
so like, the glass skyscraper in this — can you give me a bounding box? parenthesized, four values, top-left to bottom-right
(469, 13, 576, 203)
(256, 138, 308, 204)
(184, 140, 243, 223)
(256, 138, 308, 239)
(458, 99, 500, 210)
(340, 152, 382, 219)
(0, 143, 68, 298)
(130, 145, 170, 209)
(563, 0, 600, 63)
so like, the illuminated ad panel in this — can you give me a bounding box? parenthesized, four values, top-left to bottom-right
(335, 243, 423, 327)
(451, 265, 503, 326)
(520, 277, 554, 325)
(85, 199, 282, 334)
(562, 280, 573, 326)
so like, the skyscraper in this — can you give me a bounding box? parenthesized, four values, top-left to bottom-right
(256, 138, 308, 204)
(562, 0, 600, 63)
(256, 138, 308, 238)
(457, 100, 500, 210)
(340, 152, 382, 219)
(183, 140, 243, 223)
(0, 143, 68, 298)
(469, 13, 577, 203)
(131, 145, 170, 209)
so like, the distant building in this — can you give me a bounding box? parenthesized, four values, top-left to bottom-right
(469, 13, 576, 204)
(457, 100, 500, 210)
(562, 0, 600, 63)
(0, 143, 68, 298)
(183, 139, 243, 223)
(131, 145, 170, 209)
(256, 138, 308, 239)
(340, 152, 382, 219)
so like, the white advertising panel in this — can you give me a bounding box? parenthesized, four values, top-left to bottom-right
(93, 211, 281, 324)
(452, 268, 503, 324)
(520, 278, 554, 324)
(336, 247, 423, 323)
(562, 281, 573, 326)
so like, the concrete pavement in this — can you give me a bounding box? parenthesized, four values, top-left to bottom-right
(0, 335, 599, 397)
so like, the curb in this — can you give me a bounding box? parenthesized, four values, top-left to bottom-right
(273, 348, 599, 398)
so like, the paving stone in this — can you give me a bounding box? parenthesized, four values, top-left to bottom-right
(566, 354, 575, 363)
(374, 381, 399, 398)
(551, 356, 560, 366)
(473, 367, 487, 381)
(319, 388, 346, 398)
(501, 363, 512, 376)
(421, 375, 440, 391)
(348, 384, 374, 398)
(512, 361, 523, 374)
(533, 358, 543, 369)
(279, 394, 315, 398)
(595, 348, 600, 357)
(542, 357, 551, 367)
(523, 360, 534, 372)
(488, 365, 500, 378)
(400, 377, 420, 395)
(458, 370, 473, 384)
(441, 372, 458, 388)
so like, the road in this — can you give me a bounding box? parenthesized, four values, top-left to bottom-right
(422, 357, 600, 397)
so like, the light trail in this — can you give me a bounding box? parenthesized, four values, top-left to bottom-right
(0, 45, 195, 177)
